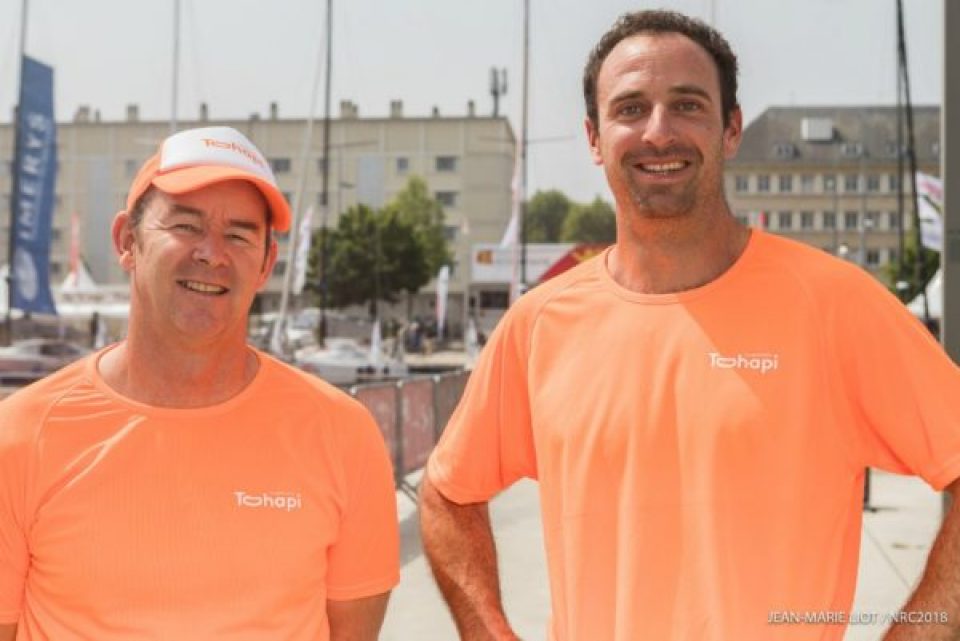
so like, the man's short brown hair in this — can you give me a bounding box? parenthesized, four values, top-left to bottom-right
(583, 10, 739, 128)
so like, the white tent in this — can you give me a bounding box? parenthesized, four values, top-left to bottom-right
(907, 268, 943, 320)
(0, 265, 24, 318)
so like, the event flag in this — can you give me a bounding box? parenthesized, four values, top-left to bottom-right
(10, 55, 58, 315)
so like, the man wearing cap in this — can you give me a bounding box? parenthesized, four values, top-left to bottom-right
(0, 126, 399, 640)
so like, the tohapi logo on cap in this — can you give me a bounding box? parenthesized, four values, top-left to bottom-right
(201, 138, 267, 170)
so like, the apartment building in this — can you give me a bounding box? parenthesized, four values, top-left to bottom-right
(726, 105, 940, 279)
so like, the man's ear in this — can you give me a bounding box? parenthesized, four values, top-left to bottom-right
(585, 117, 603, 166)
(723, 106, 744, 160)
(112, 211, 137, 272)
(256, 237, 279, 290)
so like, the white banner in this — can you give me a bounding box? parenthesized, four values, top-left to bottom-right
(916, 172, 943, 253)
(292, 205, 315, 295)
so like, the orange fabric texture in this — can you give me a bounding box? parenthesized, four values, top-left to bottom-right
(428, 230, 960, 641)
(0, 348, 399, 640)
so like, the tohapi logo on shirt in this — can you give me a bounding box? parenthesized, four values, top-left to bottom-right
(234, 491, 303, 512)
(708, 351, 779, 374)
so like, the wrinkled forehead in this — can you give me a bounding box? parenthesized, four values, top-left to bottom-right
(150, 180, 272, 228)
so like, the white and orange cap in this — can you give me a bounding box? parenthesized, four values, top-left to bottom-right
(125, 126, 291, 232)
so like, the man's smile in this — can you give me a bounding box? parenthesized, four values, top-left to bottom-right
(178, 280, 229, 295)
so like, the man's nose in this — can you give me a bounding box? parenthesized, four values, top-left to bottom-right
(640, 104, 677, 149)
(192, 232, 229, 266)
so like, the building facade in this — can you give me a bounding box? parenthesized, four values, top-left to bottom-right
(0, 100, 516, 334)
(726, 106, 940, 281)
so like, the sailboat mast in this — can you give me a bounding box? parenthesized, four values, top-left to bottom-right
(170, 0, 180, 133)
(271, 0, 330, 355)
(519, 0, 530, 287)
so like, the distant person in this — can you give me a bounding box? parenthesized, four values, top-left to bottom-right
(88, 311, 100, 348)
(0, 126, 398, 640)
(419, 10, 960, 641)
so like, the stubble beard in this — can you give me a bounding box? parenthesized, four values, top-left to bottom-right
(619, 144, 727, 222)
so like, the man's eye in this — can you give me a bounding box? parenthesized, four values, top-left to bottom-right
(228, 233, 254, 245)
(618, 104, 643, 117)
(173, 223, 201, 233)
(677, 100, 702, 112)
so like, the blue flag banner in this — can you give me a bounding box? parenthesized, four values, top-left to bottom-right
(11, 55, 58, 315)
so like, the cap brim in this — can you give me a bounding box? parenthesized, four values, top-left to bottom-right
(152, 166, 292, 232)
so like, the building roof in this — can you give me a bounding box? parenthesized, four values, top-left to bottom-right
(731, 105, 940, 167)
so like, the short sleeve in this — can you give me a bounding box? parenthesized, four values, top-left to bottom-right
(837, 276, 960, 490)
(427, 303, 538, 504)
(325, 401, 400, 600)
(0, 399, 31, 623)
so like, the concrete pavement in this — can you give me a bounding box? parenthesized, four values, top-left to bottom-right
(383, 469, 946, 641)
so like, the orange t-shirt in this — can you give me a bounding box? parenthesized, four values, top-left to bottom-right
(428, 230, 960, 641)
(0, 347, 399, 640)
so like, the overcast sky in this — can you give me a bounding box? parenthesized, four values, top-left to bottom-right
(0, 0, 945, 203)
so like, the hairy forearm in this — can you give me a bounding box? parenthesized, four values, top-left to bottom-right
(883, 491, 960, 641)
(419, 474, 519, 641)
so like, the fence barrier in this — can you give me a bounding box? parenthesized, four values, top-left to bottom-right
(351, 370, 470, 499)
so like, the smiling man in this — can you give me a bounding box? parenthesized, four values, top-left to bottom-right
(420, 11, 960, 641)
(0, 127, 398, 641)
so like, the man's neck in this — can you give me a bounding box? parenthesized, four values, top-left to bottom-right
(607, 207, 751, 295)
(98, 331, 259, 409)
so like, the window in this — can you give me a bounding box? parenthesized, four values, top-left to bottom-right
(800, 211, 814, 230)
(840, 142, 863, 157)
(316, 158, 328, 173)
(844, 211, 858, 230)
(435, 191, 458, 207)
(800, 175, 814, 193)
(272, 260, 287, 275)
(443, 224, 459, 241)
(773, 143, 796, 158)
(435, 156, 458, 172)
(778, 175, 793, 193)
(823, 175, 836, 192)
(866, 175, 880, 192)
(888, 173, 900, 192)
(125, 159, 139, 176)
(479, 290, 509, 309)
(844, 174, 859, 193)
(396, 157, 409, 174)
(757, 175, 770, 193)
(282, 191, 293, 204)
(864, 211, 879, 230)
(734, 175, 749, 192)
(866, 249, 880, 267)
(887, 211, 900, 230)
(777, 211, 793, 231)
(735, 214, 749, 226)
(822, 211, 836, 230)
(270, 158, 292, 173)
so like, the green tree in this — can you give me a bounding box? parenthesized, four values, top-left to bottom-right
(307, 204, 429, 317)
(524, 190, 572, 242)
(383, 176, 453, 276)
(561, 197, 617, 243)
(882, 235, 940, 302)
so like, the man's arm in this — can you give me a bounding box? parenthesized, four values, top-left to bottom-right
(327, 592, 390, 641)
(883, 478, 960, 641)
(419, 473, 520, 641)
(0, 623, 15, 641)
